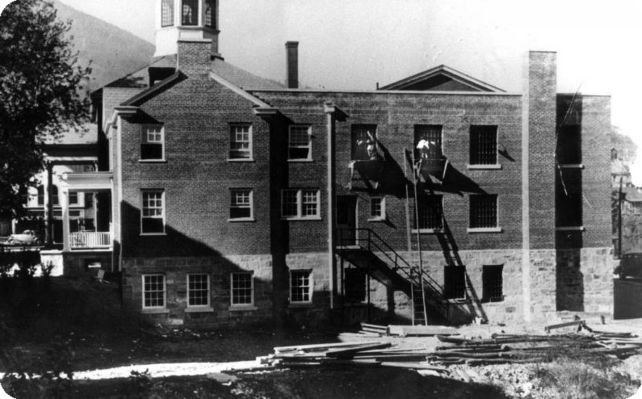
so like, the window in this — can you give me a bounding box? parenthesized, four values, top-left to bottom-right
(229, 124, 252, 160)
(182, 0, 198, 25)
(231, 272, 253, 306)
(69, 192, 79, 205)
(187, 274, 210, 307)
(161, 0, 174, 27)
(345, 268, 366, 303)
(415, 195, 443, 230)
(444, 266, 466, 300)
(290, 269, 312, 303)
(141, 125, 164, 161)
(281, 189, 320, 219)
(482, 265, 503, 303)
(143, 274, 166, 309)
(470, 125, 497, 165)
(557, 125, 581, 165)
(204, 0, 216, 28)
(351, 124, 378, 160)
(288, 125, 312, 160)
(469, 194, 497, 229)
(230, 189, 253, 220)
(414, 125, 443, 161)
(369, 197, 385, 220)
(141, 190, 165, 234)
(37, 186, 44, 206)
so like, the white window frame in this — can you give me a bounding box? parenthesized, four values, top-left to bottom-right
(289, 269, 313, 304)
(140, 124, 165, 162)
(141, 190, 166, 235)
(229, 188, 254, 221)
(281, 189, 321, 220)
(230, 272, 255, 307)
(142, 274, 166, 310)
(288, 125, 312, 161)
(186, 273, 211, 308)
(368, 196, 386, 221)
(228, 123, 253, 161)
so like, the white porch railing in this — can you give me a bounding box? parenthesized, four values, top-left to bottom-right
(69, 231, 111, 249)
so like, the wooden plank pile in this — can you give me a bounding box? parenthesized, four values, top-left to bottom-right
(426, 321, 642, 366)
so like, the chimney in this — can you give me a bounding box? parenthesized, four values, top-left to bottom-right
(285, 41, 299, 89)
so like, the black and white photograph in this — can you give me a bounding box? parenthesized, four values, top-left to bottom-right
(1, 0, 642, 397)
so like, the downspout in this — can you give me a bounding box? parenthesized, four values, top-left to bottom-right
(324, 102, 337, 309)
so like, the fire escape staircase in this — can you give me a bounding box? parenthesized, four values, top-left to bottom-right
(336, 228, 449, 325)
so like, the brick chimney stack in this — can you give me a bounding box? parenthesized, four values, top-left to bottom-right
(286, 41, 299, 89)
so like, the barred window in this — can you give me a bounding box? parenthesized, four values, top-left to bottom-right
(182, 0, 198, 25)
(143, 274, 165, 308)
(415, 195, 443, 230)
(444, 266, 466, 300)
(470, 125, 497, 165)
(288, 125, 312, 160)
(142, 190, 165, 234)
(414, 125, 443, 161)
(141, 125, 164, 161)
(161, 0, 174, 27)
(229, 124, 252, 160)
(351, 124, 377, 160)
(281, 189, 320, 219)
(482, 265, 503, 303)
(188, 274, 210, 307)
(204, 0, 216, 28)
(230, 189, 253, 220)
(231, 272, 253, 305)
(290, 270, 312, 303)
(369, 197, 385, 220)
(469, 194, 497, 229)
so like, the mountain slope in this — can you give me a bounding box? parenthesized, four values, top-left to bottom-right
(52, 0, 155, 91)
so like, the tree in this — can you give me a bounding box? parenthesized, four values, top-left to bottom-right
(0, 0, 90, 218)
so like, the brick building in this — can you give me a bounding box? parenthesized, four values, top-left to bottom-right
(84, 0, 612, 327)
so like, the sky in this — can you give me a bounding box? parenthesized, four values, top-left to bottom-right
(3, 0, 642, 183)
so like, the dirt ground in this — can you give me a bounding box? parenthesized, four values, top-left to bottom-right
(1, 277, 642, 398)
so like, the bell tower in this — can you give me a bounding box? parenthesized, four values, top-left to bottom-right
(154, 0, 220, 58)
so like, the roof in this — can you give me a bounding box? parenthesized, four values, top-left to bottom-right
(380, 64, 504, 92)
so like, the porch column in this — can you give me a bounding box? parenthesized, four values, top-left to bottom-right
(61, 188, 70, 252)
(44, 162, 54, 247)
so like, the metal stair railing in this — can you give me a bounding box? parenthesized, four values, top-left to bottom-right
(337, 228, 448, 316)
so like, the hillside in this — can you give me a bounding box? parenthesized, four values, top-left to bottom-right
(52, 0, 155, 91)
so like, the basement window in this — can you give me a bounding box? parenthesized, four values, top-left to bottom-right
(345, 268, 366, 303)
(470, 125, 497, 165)
(482, 265, 503, 303)
(140, 124, 165, 161)
(288, 125, 312, 161)
(290, 269, 312, 304)
(187, 274, 210, 308)
(444, 266, 466, 300)
(230, 272, 254, 306)
(142, 274, 166, 309)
